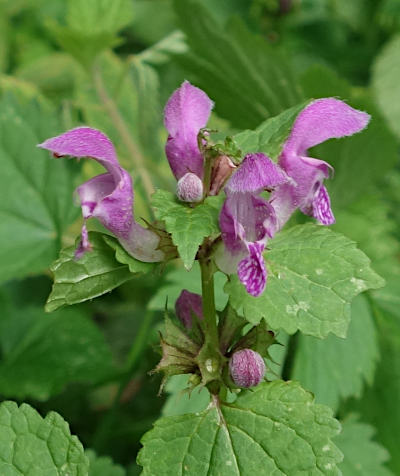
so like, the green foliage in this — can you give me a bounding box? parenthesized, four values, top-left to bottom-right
(87, 449, 126, 476)
(174, 0, 303, 129)
(152, 190, 223, 269)
(0, 296, 115, 400)
(162, 375, 210, 417)
(0, 400, 89, 475)
(333, 194, 400, 279)
(0, 95, 78, 284)
(233, 101, 310, 160)
(46, 232, 138, 312)
(335, 415, 393, 476)
(372, 35, 400, 139)
(345, 305, 400, 474)
(16, 52, 78, 98)
(103, 235, 156, 274)
(225, 225, 384, 338)
(291, 295, 379, 410)
(76, 51, 164, 173)
(138, 381, 342, 475)
(51, 0, 133, 66)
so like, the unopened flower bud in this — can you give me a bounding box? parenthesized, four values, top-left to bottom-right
(209, 155, 236, 196)
(175, 290, 203, 329)
(229, 349, 265, 388)
(176, 173, 203, 202)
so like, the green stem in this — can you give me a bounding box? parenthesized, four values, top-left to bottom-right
(92, 310, 154, 452)
(200, 257, 219, 350)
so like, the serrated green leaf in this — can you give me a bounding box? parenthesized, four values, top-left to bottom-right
(0, 95, 78, 284)
(225, 225, 384, 338)
(152, 190, 223, 269)
(291, 294, 379, 410)
(174, 0, 303, 129)
(335, 415, 393, 475)
(0, 400, 89, 475)
(233, 101, 310, 160)
(372, 35, 400, 139)
(46, 232, 134, 312)
(102, 234, 156, 274)
(86, 449, 126, 476)
(138, 380, 343, 475)
(0, 300, 115, 400)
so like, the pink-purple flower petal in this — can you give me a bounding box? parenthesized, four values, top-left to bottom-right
(226, 153, 287, 193)
(273, 98, 370, 228)
(237, 242, 267, 297)
(39, 127, 163, 262)
(284, 98, 370, 157)
(312, 184, 335, 225)
(164, 81, 213, 180)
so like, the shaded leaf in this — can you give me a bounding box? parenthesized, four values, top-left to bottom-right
(344, 305, 400, 474)
(372, 35, 400, 139)
(335, 415, 393, 475)
(51, 0, 133, 66)
(0, 401, 89, 475)
(46, 232, 134, 312)
(0, 95, 78, 284)
(0, 300, 115, 400)
(174, 0, 303, 129)
(291, 294, 379, 410)
(87, 449, 126, 476)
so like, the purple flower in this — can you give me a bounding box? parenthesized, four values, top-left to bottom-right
(175, 290, 203, 329)
(271, 98, 370, 229)
(229, 349, 266, 388)
(38, 127, 163, 262)
(164, 80, 213, 182)
(216, 153, 288, 297)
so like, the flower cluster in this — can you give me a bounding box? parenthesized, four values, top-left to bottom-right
(164, 82, 370, 297)
(39, 81, 370, 390)
(39, 81, 369, 299)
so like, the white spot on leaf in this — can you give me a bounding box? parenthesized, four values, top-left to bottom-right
(350, 277, 366, 292)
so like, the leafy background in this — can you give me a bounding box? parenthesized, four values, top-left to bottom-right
(0, 0, 399, 474)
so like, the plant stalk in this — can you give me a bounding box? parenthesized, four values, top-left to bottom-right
(199, 257, 219, 350)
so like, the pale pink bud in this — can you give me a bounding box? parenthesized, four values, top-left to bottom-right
(229, 349, 265, 388)
(209, 155, 236, 196)
(176, 173, 203, 202)
(175, 290, 203, 329)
